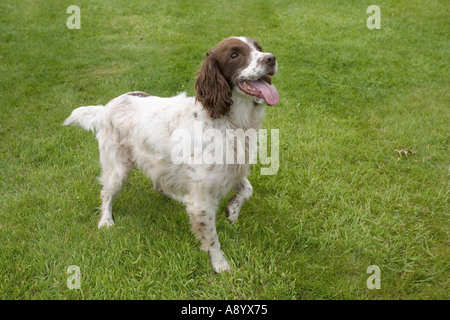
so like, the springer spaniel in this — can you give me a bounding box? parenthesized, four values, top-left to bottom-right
(63, 37, 279, 273)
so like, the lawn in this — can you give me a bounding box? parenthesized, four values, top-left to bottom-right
(0, 0, 448, 299)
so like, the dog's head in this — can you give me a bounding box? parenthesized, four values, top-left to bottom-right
(195, 37, 279, 119)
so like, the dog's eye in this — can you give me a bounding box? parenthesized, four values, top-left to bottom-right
(230, 52, 238, 59)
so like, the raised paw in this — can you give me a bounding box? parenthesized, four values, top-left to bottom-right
(225, 201, 240, 224)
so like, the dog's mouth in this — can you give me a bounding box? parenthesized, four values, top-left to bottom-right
(236, 77, 279, 106)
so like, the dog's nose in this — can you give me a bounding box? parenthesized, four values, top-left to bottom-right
(263, 54, 276, 67)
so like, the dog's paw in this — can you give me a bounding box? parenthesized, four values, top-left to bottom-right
(225, 204, 239, 225)
(98, 217, 115, 229)
(209, 250, 231, 273)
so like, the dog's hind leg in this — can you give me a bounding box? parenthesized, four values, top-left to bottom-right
(225, 177, 253, 224)
(97, 134, 133, 228)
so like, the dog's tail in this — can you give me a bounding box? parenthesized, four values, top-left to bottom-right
(63, 105, 104, 132)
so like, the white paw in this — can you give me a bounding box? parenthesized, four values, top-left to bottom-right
(98, 217, 115, 229)
(209, 250, 231, 273)
(227, 212, 238, 224)
(226, 204, 239, 224)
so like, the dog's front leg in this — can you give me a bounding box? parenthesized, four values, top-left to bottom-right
(186, 195, 231, 273)
(225, 177, 253, 224)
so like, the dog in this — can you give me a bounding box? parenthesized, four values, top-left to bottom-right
(63, 37, 279, 273)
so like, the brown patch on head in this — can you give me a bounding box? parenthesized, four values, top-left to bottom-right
(195, 37, 253, 119)
(209, 38, 253, 84)
(127, 91, 151, 98)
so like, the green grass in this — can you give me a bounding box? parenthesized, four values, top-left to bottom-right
(0, 0, 448, 299)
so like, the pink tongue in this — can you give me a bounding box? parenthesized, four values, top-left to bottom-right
(247, 79, 279, 105)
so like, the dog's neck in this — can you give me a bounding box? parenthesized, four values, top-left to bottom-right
(224, 91, 266, 131)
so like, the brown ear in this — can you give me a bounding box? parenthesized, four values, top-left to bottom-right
(195, 52, 232, 118)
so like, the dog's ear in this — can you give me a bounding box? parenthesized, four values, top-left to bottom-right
(195, 52, 232, 119)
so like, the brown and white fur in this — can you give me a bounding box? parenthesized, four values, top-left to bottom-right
(63, 37, 279, 273)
